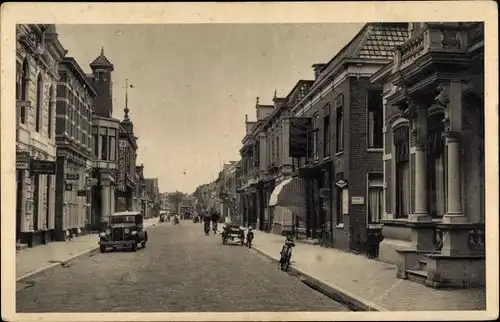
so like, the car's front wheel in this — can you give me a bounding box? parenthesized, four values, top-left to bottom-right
(131, 243, 137, 252)
(141, 241, 146, 248)
(100, 245, 106, 253)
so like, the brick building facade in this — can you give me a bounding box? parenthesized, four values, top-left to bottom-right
(54, 57, 97, 240)
(289, 23, 409, 253)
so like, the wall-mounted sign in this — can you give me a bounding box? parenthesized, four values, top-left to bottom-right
(335, 180, 348, 188)
(66, 173, 80, 181)
(31, 160, 56, 175)
(351, 196, 365, 205)
(65, 183, 73, 191)
(77, 189, 87, 197)
(342, 189, 349, 214)
(16, 152, 31, 170)
(117, 139, 127, 190)
(86, 178, 98, 186)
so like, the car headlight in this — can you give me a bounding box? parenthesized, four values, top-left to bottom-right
(131, 231, 138, 235)
(106, 229, 111, 234)
(99, 232, 106, 237)
(124, 228, 130, 234)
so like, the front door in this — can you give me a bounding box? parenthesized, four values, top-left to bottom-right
(16, 170, 24, 240)
(46, 175, 51, 231)
(33, 174, 40, 231)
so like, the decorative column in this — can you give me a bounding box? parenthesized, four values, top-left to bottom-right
(436, 81, 466, 224)
(443, 133, 465, 223)
(110, 186, 115, 214)
(101, 182, 110, 224)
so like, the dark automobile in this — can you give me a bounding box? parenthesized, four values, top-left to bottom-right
(98, 211, 148, 253)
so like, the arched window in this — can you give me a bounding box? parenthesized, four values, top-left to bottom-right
(35, 73, 43, 132)
(21, 58, 29, 101)
(394, 125, 410, 218)
(18, 58, 30, 124)
(48, 85, 54, 139)
(427, 110, 446, 217)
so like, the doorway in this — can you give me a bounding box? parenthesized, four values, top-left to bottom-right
(33, 174, 40, 231)
(16, 170, 24, 240)
(46, 175, 51, 231)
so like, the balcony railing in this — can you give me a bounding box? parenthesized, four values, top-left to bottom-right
(395, 23, 477, 72)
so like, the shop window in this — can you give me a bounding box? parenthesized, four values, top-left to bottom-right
(368, 173, 384, 223)
(394, 125, 410, 218)
(367, 90, 383, 149)
(35, 73, 43, 132)
(335, 94, 344, 153)
(427, 112, 446, 217)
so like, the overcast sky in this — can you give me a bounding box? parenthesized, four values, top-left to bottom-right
(56, 23, 363, 193)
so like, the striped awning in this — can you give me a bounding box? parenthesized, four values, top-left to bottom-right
(268, 177, 306, 209)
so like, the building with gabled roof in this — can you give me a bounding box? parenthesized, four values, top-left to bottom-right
(266, 23, 411, 253)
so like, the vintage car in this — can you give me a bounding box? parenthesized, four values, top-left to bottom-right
(98, 211, 148, 253)
(221, 224, 245, 245)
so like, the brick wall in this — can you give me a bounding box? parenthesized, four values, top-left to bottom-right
(347, 76, 383, 252)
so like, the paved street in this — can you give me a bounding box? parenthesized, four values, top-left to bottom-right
(17, 221, 349, 312)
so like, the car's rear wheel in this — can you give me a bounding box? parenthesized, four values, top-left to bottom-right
(100, 245, 106, 253)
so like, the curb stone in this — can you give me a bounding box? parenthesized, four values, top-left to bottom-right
(250, 245, 389, 312)
(16, 221, 159, 285)
(16, 246, 100, 284)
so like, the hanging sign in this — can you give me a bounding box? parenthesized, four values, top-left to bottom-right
(31, 160, 56, 174)
(65, 183, 73, 191)
(66, 173, 80, 181)
(77, 189, 87, 197)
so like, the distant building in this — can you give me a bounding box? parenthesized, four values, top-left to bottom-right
(88, 48, 121, 229)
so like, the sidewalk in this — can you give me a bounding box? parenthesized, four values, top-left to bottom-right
(16, 218, 158, 281)
(251, 231, 486, 312)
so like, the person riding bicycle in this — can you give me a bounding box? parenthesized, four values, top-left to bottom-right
(203, 211, 211, 234)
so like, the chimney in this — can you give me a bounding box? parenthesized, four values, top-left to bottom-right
(312, 63, 326, 79)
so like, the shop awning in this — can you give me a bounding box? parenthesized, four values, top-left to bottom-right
(268, 177, 306, 208)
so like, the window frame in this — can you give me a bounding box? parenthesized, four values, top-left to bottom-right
(35, 73, 43, 132)
(323, 112, 331, 158)
(335, 94, 344, 153)
(367, 89, 384, 149)
(394, 125, 410, 219)
(48, 85, 54, 139)
(367, 173, 384, 224)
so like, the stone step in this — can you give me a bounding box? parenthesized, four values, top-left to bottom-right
(418, 259, 428, 270)
(16, 243, 29, 252)
(407, 269, 428, 285)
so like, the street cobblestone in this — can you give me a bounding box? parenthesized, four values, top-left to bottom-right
(16, 221, 349, 312)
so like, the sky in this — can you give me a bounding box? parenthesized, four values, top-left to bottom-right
(56, 23, 364, 194)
